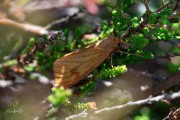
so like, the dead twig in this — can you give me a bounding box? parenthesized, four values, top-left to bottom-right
(147, 71, 180, 95)
(44, 10, 85, 30)
(163, 107, 180, 120)
(65, 109, 88, 120)
(65, 91, 180, 119)
(0, 18, 48, 35)
(155, 0, 174, 13)
(9, 0, 100, 15)
(17, 31, 64, 65)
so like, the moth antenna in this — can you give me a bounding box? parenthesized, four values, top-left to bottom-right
(116, 50, 142, 57)
(120, 25, 132, 39)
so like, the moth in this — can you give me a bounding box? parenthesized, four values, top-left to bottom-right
(53, 35, 122, 88)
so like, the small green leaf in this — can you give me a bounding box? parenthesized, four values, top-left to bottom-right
(112, 10, 117, 15)
(96, 65, 127, 79)
(148, 13, 157, 24)
(48, 87, 72, 107)
(131, 17, 140, 27)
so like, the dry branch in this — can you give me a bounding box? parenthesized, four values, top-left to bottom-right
(65, 109, 88, 120)
(147, 71, 180, 95)
(0, 18, 48, 35)
(163, 107, 180, 120)
(65, 91, 180, 119)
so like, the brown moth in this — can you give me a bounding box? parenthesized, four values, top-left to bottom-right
(53, 35, 120, 88)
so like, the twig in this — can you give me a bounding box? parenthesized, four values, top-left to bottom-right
(18, 31, 64, 65)
(10, 0, 99, 15)
(64, 91, 180, 119)
(65, 109, 88, 120)
(0, 8, 85, 35)
(172, 0, 180, 13)
(144, 0, 150, 15)
(147, 71, 180, 95)
(44, 16, 70, 30)
(155, 52, 180, 60)
(94, 91, 180, 114)
(44, 11, 85, 30)
(155, 0, 174, 13)
(163, 107, 180, 120)
(0, 18, 49, 35)
(122, 0, 175, 40)
(21, 0, 87, 12)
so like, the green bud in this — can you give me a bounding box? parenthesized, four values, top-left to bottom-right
(112, 10, 117, 15)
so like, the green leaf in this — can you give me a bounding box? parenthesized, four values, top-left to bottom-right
(48, 87, 72, 107)
(148, 13, 157, 24)
(131, 17, 140, 27)
(96, 65, 127, 79)
(116, 0, 136, 11)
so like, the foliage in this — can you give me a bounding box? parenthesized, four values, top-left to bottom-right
(21, 0, 179, 82)
(1, 0, 179, 119)
(133, 107, 160, 120)
(33, 0, 180, 114)
(94, 65, 127, 79)
(48, 87, 72, 107)
(36, 30, 79, 71)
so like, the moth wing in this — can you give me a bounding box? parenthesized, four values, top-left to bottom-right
(53, 47, 110, 88)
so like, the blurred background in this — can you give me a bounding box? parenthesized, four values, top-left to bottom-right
(0, 0, 179, 120)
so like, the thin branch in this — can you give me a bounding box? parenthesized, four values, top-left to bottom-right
(94, 91, 180, 115)
(21, 0, 87, 12)
(155, 53, 180, 60)
(122, 0, 174, 40)
(44, 16, 70, 30)
(17, 31, 64, 65)
(65, 109, 88, 120)
(0, 8, 85, 34)
(0, 18, 49, 35)
(144, 0, 151, 15)
(147, 71, 180, 95)
(44, 11, 86, 30)
(155, 0, 174, 13)
(163, 107, 180, 120)
(64, 91, 180, 119)
(9, 0, 99, 15)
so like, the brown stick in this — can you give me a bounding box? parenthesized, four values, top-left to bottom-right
(0, 18, 48, 35)
(147, 71, 180, 95)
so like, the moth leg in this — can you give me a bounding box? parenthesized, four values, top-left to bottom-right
(110, 53, 114, 68)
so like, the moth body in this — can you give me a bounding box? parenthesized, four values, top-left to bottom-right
(53, 36, 118, 88)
